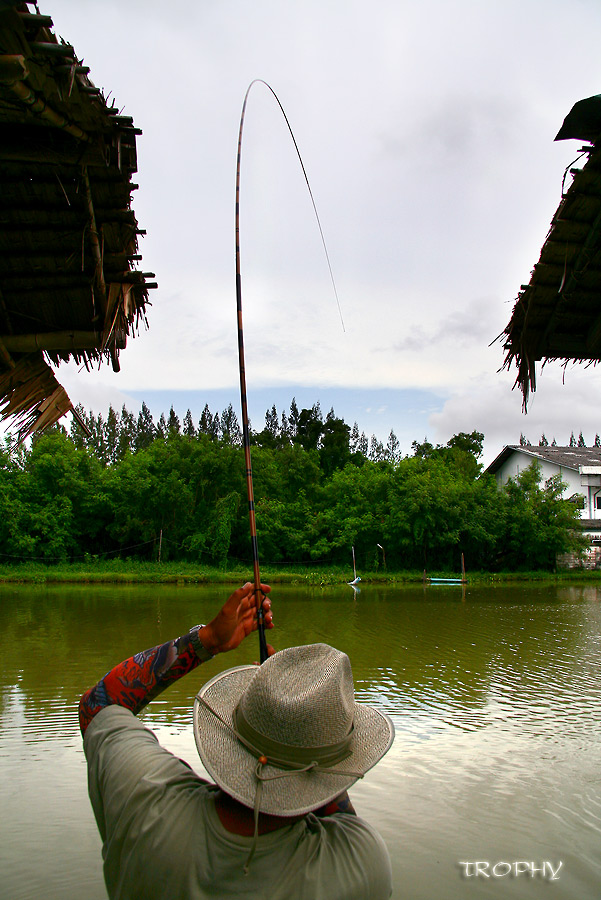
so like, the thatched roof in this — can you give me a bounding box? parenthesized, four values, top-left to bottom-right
(0, 1, 155, 439)
(502, 94, 601, 407)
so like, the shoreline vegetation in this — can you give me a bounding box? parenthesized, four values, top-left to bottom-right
(0, 561, 600, 586)
(0, 401, 590, 576)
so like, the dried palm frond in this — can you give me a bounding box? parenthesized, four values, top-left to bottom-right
(0, 353, 72, 443)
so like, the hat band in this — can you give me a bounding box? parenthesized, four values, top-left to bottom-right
(233, 702, 354, 768)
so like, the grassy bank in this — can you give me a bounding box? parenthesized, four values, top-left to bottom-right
(0, 560, 398, 585)
(0, 560, 600, 586)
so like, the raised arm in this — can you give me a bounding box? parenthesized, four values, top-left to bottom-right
(79, 582, 272, 735)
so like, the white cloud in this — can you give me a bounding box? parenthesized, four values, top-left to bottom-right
(36, 0, 601, 455)
(430, 364, 601, 468)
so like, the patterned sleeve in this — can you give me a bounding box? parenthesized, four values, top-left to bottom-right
(315, 792, 357, 817)
(79, 628, 210, 735)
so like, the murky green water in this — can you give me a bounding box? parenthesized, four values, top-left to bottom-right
(1, 581, 600, 899)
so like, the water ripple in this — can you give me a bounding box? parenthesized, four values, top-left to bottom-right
(2, 583, 601, 900)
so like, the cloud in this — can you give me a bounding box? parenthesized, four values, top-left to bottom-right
(33, 0, 601, 461)
(430, 363, 601, 467)
(392, 296, 502, 355)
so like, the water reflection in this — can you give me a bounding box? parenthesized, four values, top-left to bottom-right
(0, 582, 600, 899)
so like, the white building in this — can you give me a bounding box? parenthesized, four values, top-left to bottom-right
(486, 445, 601, 563)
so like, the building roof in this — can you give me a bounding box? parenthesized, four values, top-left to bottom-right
(486, 444, 601, 476)
(0, 1, 156, 439)
(502, 94, 601, 407)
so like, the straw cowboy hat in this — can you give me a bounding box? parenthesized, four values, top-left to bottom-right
(193, 643, 395, 819)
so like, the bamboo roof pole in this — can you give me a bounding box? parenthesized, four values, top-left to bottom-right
(81, 167, 121, 371)
(0, 285, 14, 336)
(70, 404, 91, 437)
(0, 54, 29, 82)
(0, 285, 16, 371)
(82, 166, 107, 315)
(16, 12, 54, 28)
(1, 331, 101, 353)
(0, 55, 93, 143)
(0, 337, 15, 371)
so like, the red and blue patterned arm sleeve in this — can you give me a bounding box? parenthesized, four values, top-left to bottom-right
(79, 625, 212, 735)
(315, 792, 357, 817)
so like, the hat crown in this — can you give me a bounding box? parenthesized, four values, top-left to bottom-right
(238, 643, 355, 748)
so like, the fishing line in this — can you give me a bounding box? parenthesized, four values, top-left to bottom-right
(239, 80, 344, 332)
(235, 80, 343, 662)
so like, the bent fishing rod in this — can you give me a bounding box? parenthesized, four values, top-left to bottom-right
(234, 80, 343, 663)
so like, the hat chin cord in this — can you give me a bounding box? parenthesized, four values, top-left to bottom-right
(196, 695, 365, 873)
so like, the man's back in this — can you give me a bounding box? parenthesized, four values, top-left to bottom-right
(85, 706, 393, 900)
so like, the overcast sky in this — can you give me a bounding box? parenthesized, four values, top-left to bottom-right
(44, 0, 601, 466)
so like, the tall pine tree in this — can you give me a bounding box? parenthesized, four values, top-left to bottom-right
(183, 409, 196, 438)
(136, 402, 155, 450)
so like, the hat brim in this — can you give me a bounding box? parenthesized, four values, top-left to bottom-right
(193, 664, 394, 817)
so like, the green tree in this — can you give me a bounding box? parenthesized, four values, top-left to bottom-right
(198, 404, 215, 438)
(118, 404, 137, 459)
(69, 403, 90, 450)
(254, 405, 280, 449)
(8, 398, 590, 575)
(386, 455, 470, 568)
(356, 431, 368, 456)
(104, 405, 120, 465)
(183, 409, 196, 438)
(220, 404, 242, 445)
(280, 410, 291, 444)
(0, 442, 34, 559)
(136, 402, 155, 450)
(88, 412, 108, 464)
(265, 405, 279, 439)
(15, 432, 110, 560)
(444, 431, 484, 480)
(107, 438, 195, 558)
(319, 411, 351, 476)
(288, 398, 300, 440)
(447, 431, 484, 459)
(411, 437, 435, 458)
(187, 491, 241, 565)
(499, 462, 586, 570)
(385, 429, 400, 463)
(167, 406, 181, 435)
(369, 435, 385, 461)
(253, 444, 322, 562)
(303, 463, 388, 565)
(295, 404, 323, 452)
(156, 413, 168, 439)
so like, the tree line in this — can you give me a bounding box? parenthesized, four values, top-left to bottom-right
(521, 431, 601, 447)
(0, 399, 586, 572)
(66, 398, 402, 472)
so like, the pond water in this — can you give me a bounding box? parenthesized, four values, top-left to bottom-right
(0, 581, 600, 899)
